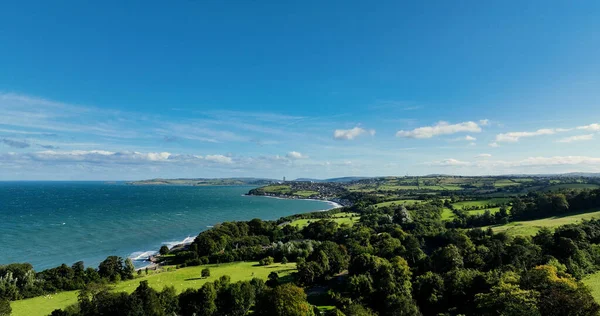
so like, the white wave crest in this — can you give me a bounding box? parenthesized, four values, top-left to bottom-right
(129, 250, 156, 261)
(163, 236, 195, 249)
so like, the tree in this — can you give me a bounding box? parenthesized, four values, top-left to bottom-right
(255, 283, 315, 316)
(431, 244, 464, 273)
(266, 272, 279, 287)
(98, 256, 124, 281)
(344, 303, 377, 316)
(523, 265, 600, 316)
(259, 256, 274, 266)
(475, 282, 540, 316)
(414, 272, 445, 315)
(281, 256, 288, 264)
(159, 245, 170, 256)
(202, 268, 211, 278)
(130, 280, 164, 316)
(0, 299, 11, 316)
(124, 258, 135, 280)
(159, 286, 179, 315)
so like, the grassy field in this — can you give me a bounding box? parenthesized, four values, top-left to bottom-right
(260, 185, 292, 194)
(374, 199, 421, 208)
(11, 262, 296, 316)
(442, 207, 455, 220)
(451, 198, 510, 210)
(584, 271, 600, 303)
(494, 179, 520, 187)
(294, 190, 320, 197)
(543, 183, 600, 191)
(489, 209, 600, 236)
(289, 212, 360, 228)
(468, 207, 502, 215)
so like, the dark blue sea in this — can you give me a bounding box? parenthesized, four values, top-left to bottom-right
(0, 182, 331, 270)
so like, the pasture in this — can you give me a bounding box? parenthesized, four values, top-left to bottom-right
(288, 212, 360, 228)
(11, 262, 296, 316)
(489, 209, 600, 236)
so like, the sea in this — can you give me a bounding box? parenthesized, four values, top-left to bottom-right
(0, 182, 332, 270)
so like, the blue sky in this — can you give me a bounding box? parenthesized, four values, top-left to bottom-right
(1, 0, 600, 180)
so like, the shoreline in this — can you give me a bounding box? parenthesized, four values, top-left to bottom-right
(243, 193, 343, 210)
(131, 195, 340, 268)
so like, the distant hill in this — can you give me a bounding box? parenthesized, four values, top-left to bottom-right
(293, 177, 372, 183)
(128, 178, 278, 186)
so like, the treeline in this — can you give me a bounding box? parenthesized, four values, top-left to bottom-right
(0, 256, 135, 302)
(50, 276, 318, 316)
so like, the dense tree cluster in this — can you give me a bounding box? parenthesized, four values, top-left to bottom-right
(0, 257, 133, 302)
(50, 276, 316, 316)
(9, 188, 600, 315)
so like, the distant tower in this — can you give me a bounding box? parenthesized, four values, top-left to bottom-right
(283, 176, 286, 182)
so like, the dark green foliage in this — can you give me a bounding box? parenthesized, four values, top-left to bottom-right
(201, 268, 210, 278)
(259, 256, 274, 266)
(159, 245, 169, 256)
(254, 283, 315, 316)
(0, 298, 11, 316)
(266, 272, 279, 287)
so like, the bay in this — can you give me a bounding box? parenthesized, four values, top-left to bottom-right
(0, 182, 331, 270)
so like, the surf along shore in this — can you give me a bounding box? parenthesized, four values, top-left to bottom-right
(132, 194, 342, 269)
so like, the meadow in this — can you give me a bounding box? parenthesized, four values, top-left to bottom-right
(288, 212, 360, 228)
(584, 271, 600, 303)
(10, 262, 296, 316)
(373, 199, 421, 208)
(489, 209, 600, 236)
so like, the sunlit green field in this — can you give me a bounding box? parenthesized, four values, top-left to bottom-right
(489, 209, 600, 236)
(451, 198, 510, 210)
(583, 271, 600, 303)
(373, 199, 421, 208)
(289, 212, 360, 228)
(11, 262, 296, 316)
(543, 183, 600, 191)
(442, 207, 455, 220)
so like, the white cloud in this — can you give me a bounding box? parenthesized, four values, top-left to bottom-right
(465, 135, 477, 141)
(396, 121, 482, 139)
(495, 128, 557, 142)
(204, 154, 232, 164)
(429, 155, 600, 170)
(578, 123, 600, 131)
(489, 142, 499, 147)
(286, 151, 308, 159)
(556, 134, 594, 143)
(333, 127, 375, 140)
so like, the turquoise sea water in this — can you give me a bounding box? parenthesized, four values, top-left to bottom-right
(0, 182, 331, 270)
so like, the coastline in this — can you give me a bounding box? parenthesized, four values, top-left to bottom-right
(243, 193, 343, 210)
(131, 195, 339, 269)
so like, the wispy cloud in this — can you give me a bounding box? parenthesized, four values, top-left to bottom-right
(495, 128, 560, 142)
(556, 134, 594, 143)
(286, 151, 308, 159)
(475, 153, 492, 158)
(396, 120, 483, 139)
(333, 127, 375, 140)
(1, 138, 30, 148)
(577, 123, 600, 131)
